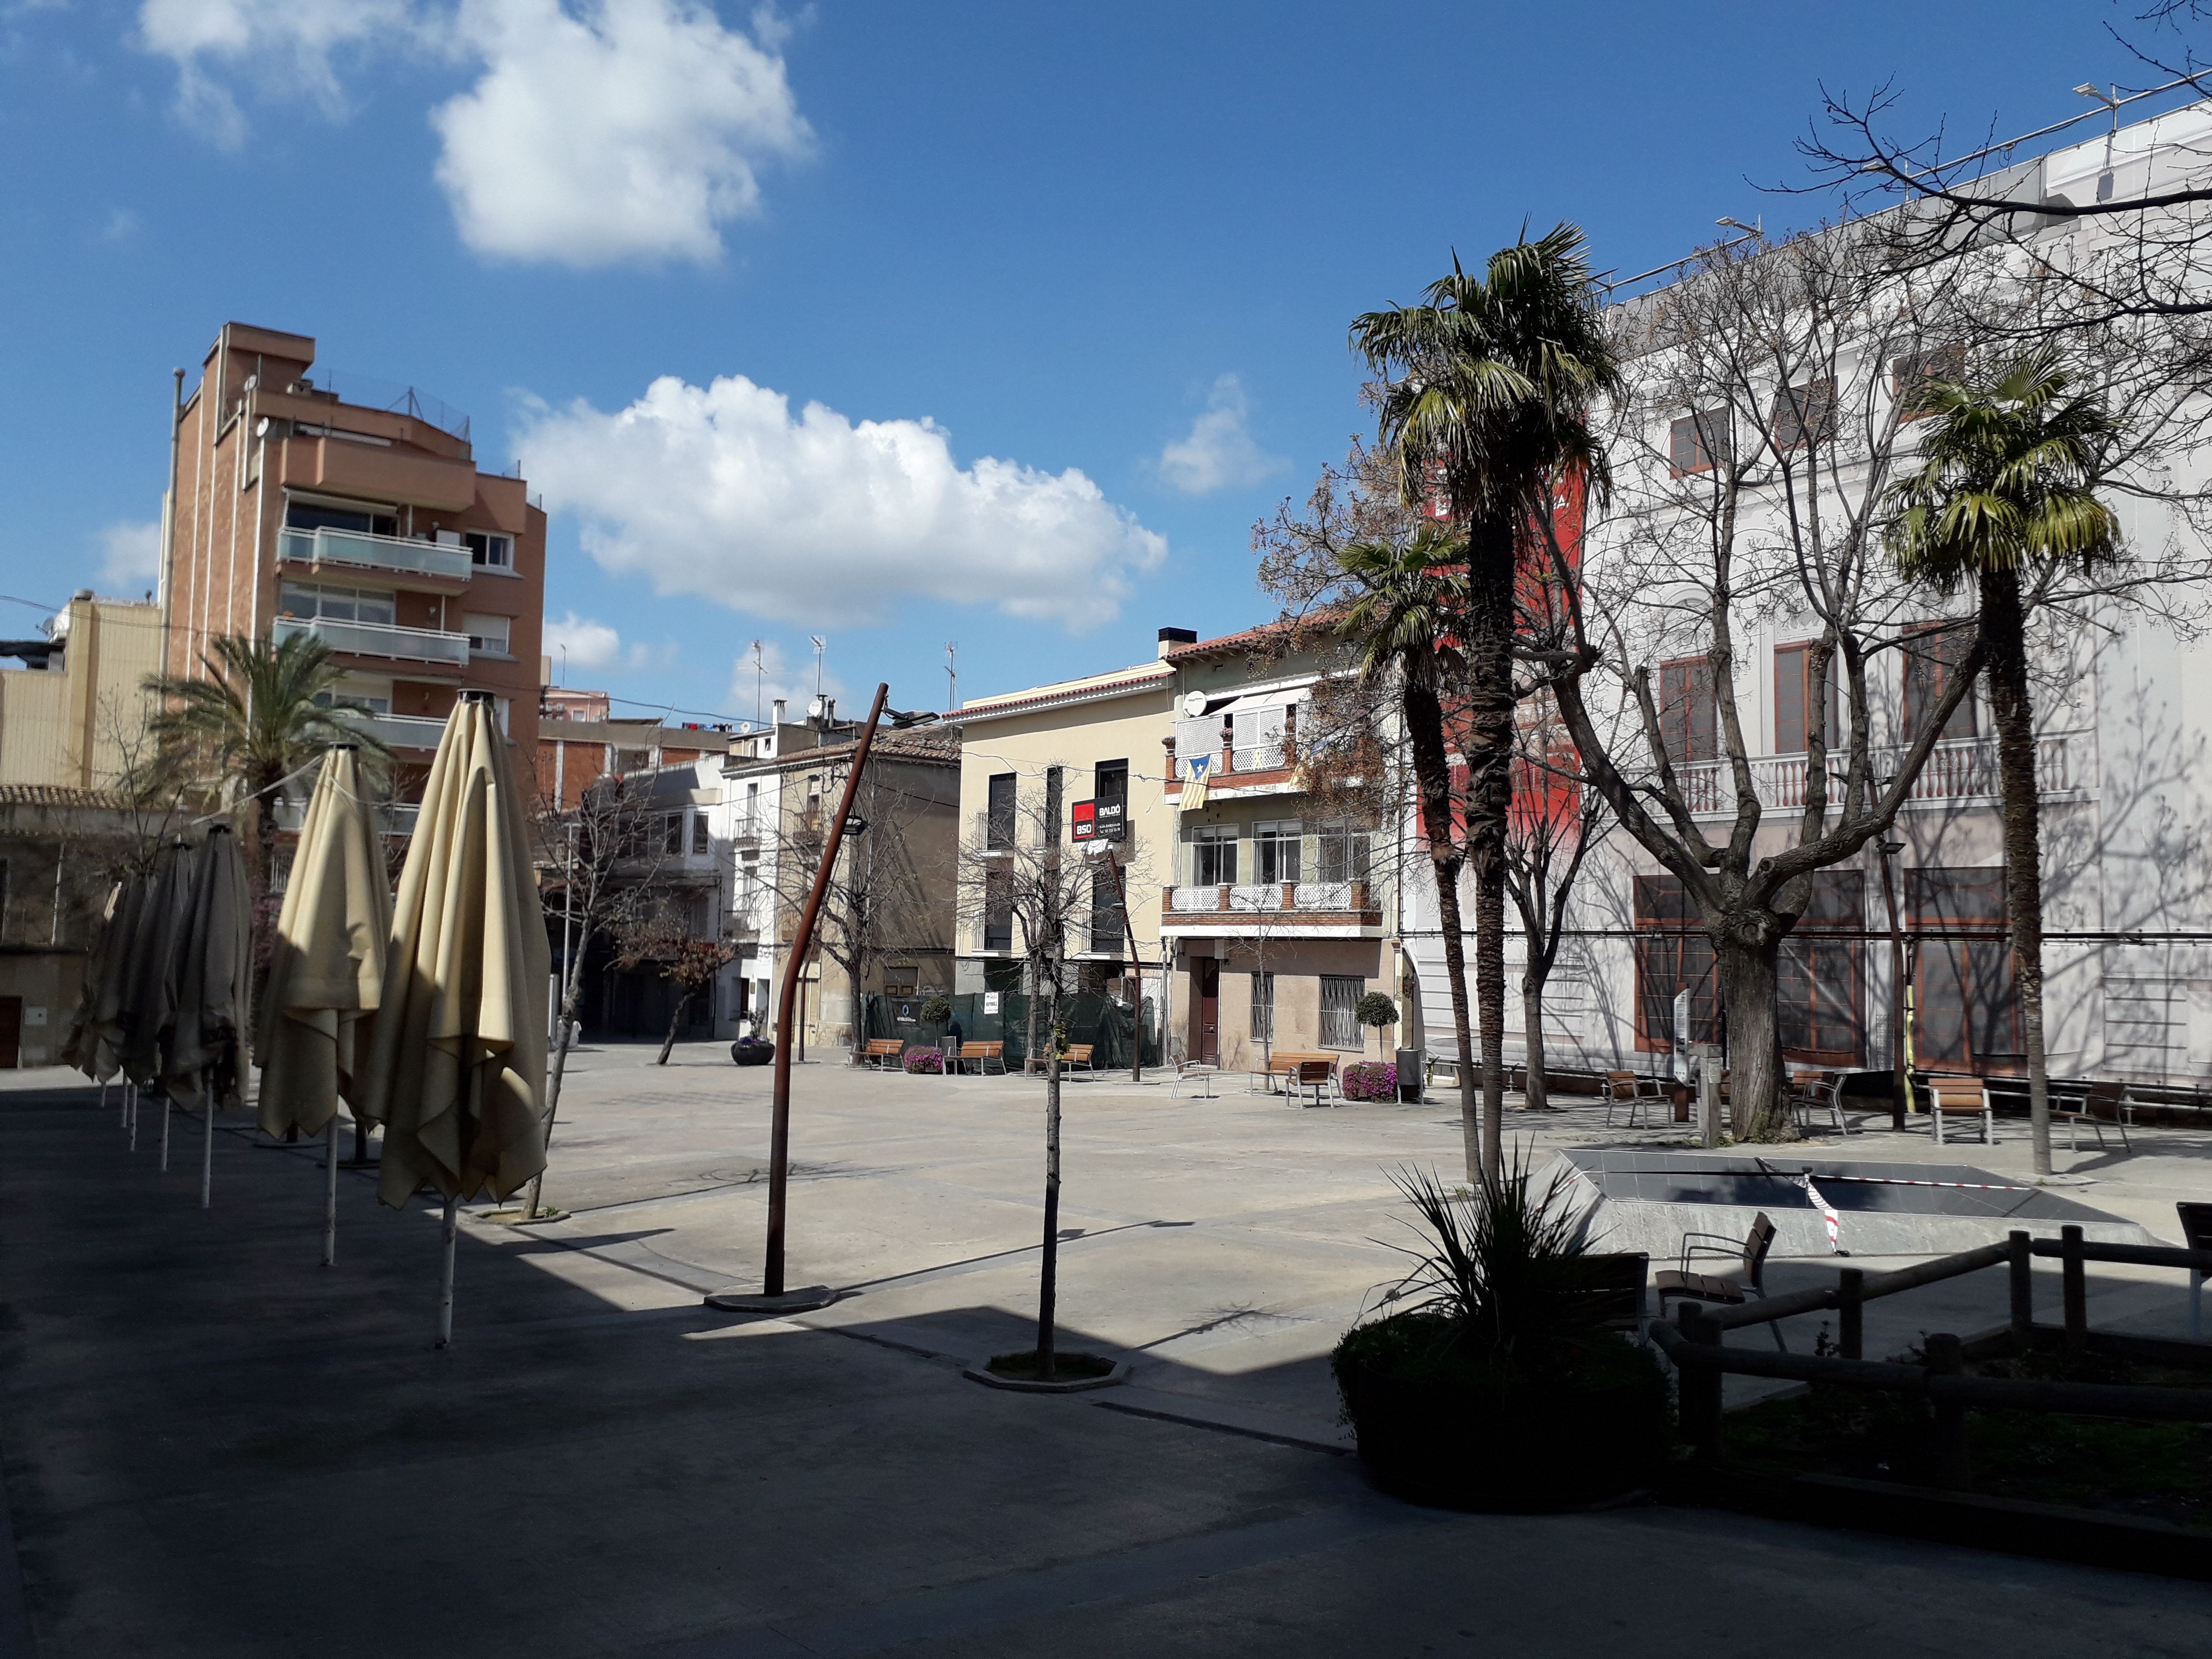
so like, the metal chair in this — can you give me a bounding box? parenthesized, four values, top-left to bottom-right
(1603, 1070, 1663, 1129)
(1655, 1212, 1786, 1351)
(1790, 1070, 1853, 1136)
(2056, 1079, 2134, 1153)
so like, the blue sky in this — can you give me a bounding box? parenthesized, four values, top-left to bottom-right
(0, 0, 2168, 723)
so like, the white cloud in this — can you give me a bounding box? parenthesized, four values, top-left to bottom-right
(136, 0, 413, 148)
(517, 373, 1168, 631)
(542, 610, 674, 677)
(134, 0, 809, 265)
(1156, 373, 1288, 496)
(434, 0, 810, 266)
(93, 520, 161, 593)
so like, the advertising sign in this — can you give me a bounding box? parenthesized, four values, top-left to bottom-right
(1071, 799, 1097, 841)
(1071, 798, 1125, 843)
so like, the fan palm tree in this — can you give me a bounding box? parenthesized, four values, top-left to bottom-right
(1337, 527, 1481, 1178)
(1884, 347, 2119, 1176)
(144, 633, 388, 887)
(1351, 225, 1621, 1176)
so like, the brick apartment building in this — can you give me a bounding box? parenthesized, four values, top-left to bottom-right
(162, 323, 546, 802)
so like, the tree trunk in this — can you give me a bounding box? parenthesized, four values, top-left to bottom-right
(1433, 865, 1481, 1182)
(1715, 921, 1789, 1141)
(525, 950, 588, 1220)
(1036, 978, 1062, 1380)
(1464, 510, 1518, 1178)
(1521, 977, 1550, 1112)
(1982, 566, 2051, 1174)
(656, 988, 689, 1065)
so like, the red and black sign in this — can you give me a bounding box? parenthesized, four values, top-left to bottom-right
(1070, 799, 1126, 843)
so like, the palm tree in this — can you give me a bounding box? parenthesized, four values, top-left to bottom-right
(1336, 527, 1482, 1179)
(1351, 225, 1621, 1176)
(1884, 347, 2119, 1177)
(144, 633, 387, 887)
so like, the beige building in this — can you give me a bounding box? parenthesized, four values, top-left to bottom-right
(1160, 625, 1400, 1071)
(953, 638, 1181, 1030)
(0, 592, 169, 1066)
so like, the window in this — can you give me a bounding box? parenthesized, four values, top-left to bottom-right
(1634, 875, 1718, 1052)
(286, 502, 398, 538)
(1891, 343, 1967, 421)
(1251, 971, 1275, 1044)
(1094, 759, 1127, 811)
(1902, 622, 1978, 743)
(662, 813, 685, 856)
(1319, 975, 1363, 1049)
(1232, 704, 1289, 771)
(1657, 657, 1718, 765)
(313, 687, 391, 716)
(463, 612, 511, 654)
(1253, 821, 1302, 884)
(614, 748, 652, 773)
(1774, 642, 1842, 753)
(692, 813, 710, 855)
(1190, 825, 1238, 886)
(1044, 765, 1064, 843)
(737, 852, 758, 905)
(744, 780, 760, 831)
(1090, 866, 1124, 952)
(1777, 872, 1864, 1061)
(1668, 408, 1733, 475)
(1316, 821, 1372, 884)
(983, 870, 1013, 951)
(278, 581, 395, 628)
(1909, 868, 2018, 1071)
(464, 530, 513, 569)
(986, 773, 1016, 849)
(1771, 379, 1835, 450)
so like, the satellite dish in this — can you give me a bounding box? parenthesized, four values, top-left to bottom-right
(1182, 691, 1208, 718)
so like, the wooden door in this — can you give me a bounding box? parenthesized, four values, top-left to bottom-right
(1193, 959, 1219, 1065)
(0, 998, 19, 1070)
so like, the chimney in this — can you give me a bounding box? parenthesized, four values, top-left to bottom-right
(1157, 626, 1198, 659)
(825, 697, 837, 726)
(773, 697, 787, 726)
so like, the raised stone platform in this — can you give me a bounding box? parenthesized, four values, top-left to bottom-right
(1549, 1149, 2160, 1260)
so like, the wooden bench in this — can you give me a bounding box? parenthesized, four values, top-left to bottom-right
(1059, 1044, 1095, 1075)
(1292, 1057, 1340, 1108)
(952, 1040, 1006, 1077)
(1924, 1074, 1996, 1146)
(860, 1038, 905, 1071)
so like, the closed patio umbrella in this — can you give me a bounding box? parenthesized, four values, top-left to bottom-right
(257, 748, 390, 1265)
(119, 839, 197, 1156)
(167, 824, 253, 1209)
(355, 696, 548, 1347)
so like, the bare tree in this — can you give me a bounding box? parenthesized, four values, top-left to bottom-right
(956, 781, 1117, 1381)
(612, 908, 737, 1065)
(526, 774, 667, 1217)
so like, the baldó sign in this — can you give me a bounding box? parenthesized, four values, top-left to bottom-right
(1070, 798, 1126, 843)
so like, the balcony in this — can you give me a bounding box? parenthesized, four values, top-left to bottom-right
(1160, 879, 1381, 936)
(1667, 732, 2093, 818)
(332, 708, 452, 752)
(274, 615, 470, 670)
(278, 526, 474, 586)
(274, 798, 420, 838)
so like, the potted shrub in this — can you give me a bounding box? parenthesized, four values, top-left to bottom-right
(730, 1033, 775, 1067)
(1355, 991, 1399, 1056)
(1332, 1153, 1669, 1510)
(903, 1048, 946, 1075)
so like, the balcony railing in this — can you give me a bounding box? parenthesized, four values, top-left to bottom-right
(274, 615, 471, 668)
(1163, 880, 1372, 918)
(274, 798, 420, 837)
(278, 526, 474, 582)
(1665, 731, 2090, 818)
(332, 708, 451, 751)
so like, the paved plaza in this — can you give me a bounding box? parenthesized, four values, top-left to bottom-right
(0, 1047, 2208, 1655)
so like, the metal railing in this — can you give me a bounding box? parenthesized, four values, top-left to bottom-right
(1665, 731, 2089, 819)
(274, 615, 470, 667)
(1164, 880, 1371, 916)
(278, 526, 474, 582)
(332, 708, 450, 750)
(273, 798, 421, 836)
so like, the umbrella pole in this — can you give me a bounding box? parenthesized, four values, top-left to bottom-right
(160, 1095, 171, 1172)
(99, 1080, 107, 1120)
(118, 1081, 128, 1130)
(200, 1104, 213, 1209)
(322, 1120, 337, 1268)
(435, 1197, 458, 1348)
(128, 1087, 137, 1153)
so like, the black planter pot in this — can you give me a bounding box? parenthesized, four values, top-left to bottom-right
(1334, 1314, 1670, 1511)
(730, 1041, 776, 1067)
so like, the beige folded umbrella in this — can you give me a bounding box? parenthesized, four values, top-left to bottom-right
(356, 696, 548, 1346)
(257, 748, 391, 1265)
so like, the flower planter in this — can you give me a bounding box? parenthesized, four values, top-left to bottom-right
(730, 1040, 775, 1067)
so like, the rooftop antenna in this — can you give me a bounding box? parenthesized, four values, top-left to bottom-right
(750, 639, 766, 729)
(810, 635, 827, 697)
(2075, 81, 2121, 137)
(946, 641, 958, 710)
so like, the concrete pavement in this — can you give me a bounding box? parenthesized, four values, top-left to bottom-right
(0, 1049, 2206, 1655)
